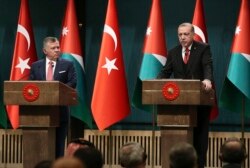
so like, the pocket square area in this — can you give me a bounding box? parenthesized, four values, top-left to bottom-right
(59, 70, 66, 73)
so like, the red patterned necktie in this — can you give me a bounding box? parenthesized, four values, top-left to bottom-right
(184, 47, 190, 64)
(46, 61, 54, 81)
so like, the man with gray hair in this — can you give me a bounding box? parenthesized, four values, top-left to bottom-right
(119, 142, 147, 168)
(30, 36, 77, 158)
(158, 22, 213, 168)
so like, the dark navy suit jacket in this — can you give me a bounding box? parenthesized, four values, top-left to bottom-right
(157, 40, 213, 81)
(157, 41, 213, 167)
(29, 57, 77, 88)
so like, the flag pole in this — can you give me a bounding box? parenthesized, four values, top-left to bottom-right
(241, 95, 245, 140)
(109, 129, 112, 168)
(241, 95, 245, 168)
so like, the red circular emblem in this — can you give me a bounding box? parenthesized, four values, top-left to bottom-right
(23, 84, 40, 102)
(162, 82, 180, 101)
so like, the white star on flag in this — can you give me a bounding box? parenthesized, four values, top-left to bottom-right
(62, 27, 69, 36)
(102, 57, 118, 75)
(146, 27, 152, 36)
(235, 26, 241, 35)
(15, 57, 30, 74)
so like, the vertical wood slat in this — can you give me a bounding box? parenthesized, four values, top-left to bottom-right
(84, 131, 250, 168)
(84, 130, 161, 168)
(0, 129, 23, 168)
(0, 133, 5, 167)
(245, 138, 249, 168)
(1, 129, 250, 168)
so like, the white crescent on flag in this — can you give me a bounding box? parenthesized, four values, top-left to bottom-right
(17, 24, 31, 50)
(104, 24, 117, 51)
(193, 25, 206, 43)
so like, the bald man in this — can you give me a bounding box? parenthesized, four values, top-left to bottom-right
(219, 137, 247, 168)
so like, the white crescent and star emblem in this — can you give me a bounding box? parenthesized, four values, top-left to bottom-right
(15, 24, 31, 74)
(102, 24, 119, 75)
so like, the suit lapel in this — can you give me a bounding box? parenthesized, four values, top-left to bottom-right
(186, 41, 198, 71)
(53, 58, 60, 80)
(40, 59, 46, 80)
(176, 45, 185, 71)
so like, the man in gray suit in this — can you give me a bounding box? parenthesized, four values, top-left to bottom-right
(29, 37, 77, 158)
(158, 22, 213, 168)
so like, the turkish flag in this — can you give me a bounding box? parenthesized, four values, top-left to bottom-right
(6, 0, 38, 129)
(91, 0, 130, 130)
(192, 0, 218, 120)
(192, 0, 208, 43)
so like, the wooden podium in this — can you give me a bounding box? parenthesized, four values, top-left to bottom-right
(4, 81, 77, 168)
(142, 79, 214, 168)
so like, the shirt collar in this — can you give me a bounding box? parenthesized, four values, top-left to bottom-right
(182, 43, 192, 52)
(46, 57, 56, 64)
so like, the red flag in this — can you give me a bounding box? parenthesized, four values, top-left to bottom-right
(192, 0, 208, 43)
(91, 0, 130, 130)
(60, 0, 81, 54)
(231, 0, 250, 54)
(6, 0, 37, 129)
(192, 0, 218, 120)
(143, 0, 167, 57)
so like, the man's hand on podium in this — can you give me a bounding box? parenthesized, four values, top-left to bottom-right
(202, 79, 212, 91)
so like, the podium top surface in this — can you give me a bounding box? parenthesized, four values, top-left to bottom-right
(4, 81, 77, 105)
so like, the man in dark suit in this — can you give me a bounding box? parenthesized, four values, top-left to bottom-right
(29, 37, 77, 158)
(157, 22, 213, 168)
(169, 142, 198, 168)
(219, 137, 247, 168)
